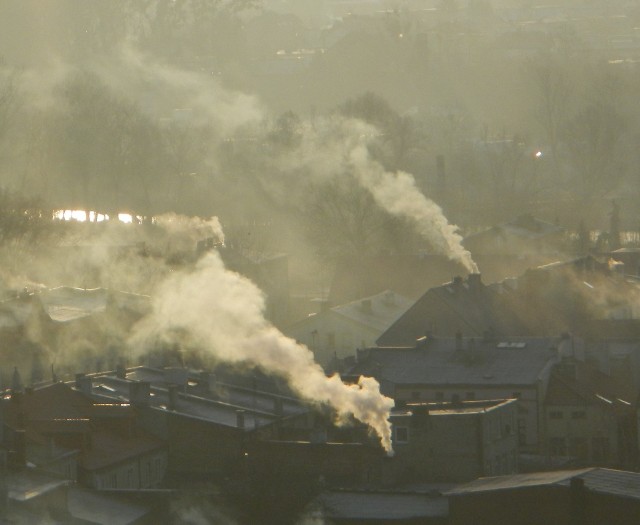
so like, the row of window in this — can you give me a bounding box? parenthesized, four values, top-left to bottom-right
(410, 391, 523, 402)
(549, 410, 587, 420)
(548, 436, 610, 460)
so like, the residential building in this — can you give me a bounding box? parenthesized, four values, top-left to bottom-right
(446, 468, 640, 525)
(348, 337, 561, 453)
(2, 381, 167, 491)
(544, 359, 636, 468)
(285, 290, 412, 367)
(389, 398, 518, 483)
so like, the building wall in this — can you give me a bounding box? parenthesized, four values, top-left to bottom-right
(87, 450, 167, 490)
(449, 486, 572, 525)
(286, 311, 379, 366)
(545, 403, 620, 464)
(391, 402, 518, 483)
(393, 385, 539, 452)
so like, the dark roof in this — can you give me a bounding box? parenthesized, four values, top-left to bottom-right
(545, 360, 635, 410)
(350, 338, 558, 387)
(377, 275, 527, 345)
(446, 468, 640, 501)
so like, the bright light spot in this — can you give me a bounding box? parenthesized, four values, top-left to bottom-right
(118, 213, 133, 224)
(398, 33, 404, 38)
(535, 151, 543, 158)
(65, 210, 87, 222)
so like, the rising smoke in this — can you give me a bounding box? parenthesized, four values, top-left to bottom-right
(130, 245, 395, 454)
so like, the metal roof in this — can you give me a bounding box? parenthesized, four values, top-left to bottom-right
(446, 468, 640, 501)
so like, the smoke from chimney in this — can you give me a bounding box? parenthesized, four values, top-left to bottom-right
(130, 246, 395, 454)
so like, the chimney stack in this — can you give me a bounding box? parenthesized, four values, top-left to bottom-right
(468, 273, 482, 292)
(116, 364, 126, 379)
(75, 373, 92, 396)
(168, 384, 178, 411)
(129, 381, 151, 407)
(236, 410, 245, 430)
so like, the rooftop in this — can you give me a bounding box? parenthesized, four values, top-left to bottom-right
(351, 338, 559, 387)
(446, 468, 640, 501)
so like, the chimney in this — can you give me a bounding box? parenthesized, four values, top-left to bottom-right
(236, 410, 245, 430)
(11, 367, 22, 392)
(167, 384, 179, 411)
(200, 371, 217, 394)
(455, 331, 463, 351)
(75, 373, 92, 395)
(468, 273, 482, 292)
(129, 381, 151, 407)
(9, 429, 26, 470)
(116, 364, 126, 379)
(361, 299, 373, 315)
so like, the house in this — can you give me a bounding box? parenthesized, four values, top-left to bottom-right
(389, 398, 518, 483)
(377, 257, 640, 346)
(82, 366, 313, 480)
(376, 274, 525, 345)
(0, 287, 150, 383)
(348, 336, 562, 453)
(446, 468, 640, 525)
(285, 290, 412, 367)
(543, 358, 636, 468)
(2, 381, 167, 491)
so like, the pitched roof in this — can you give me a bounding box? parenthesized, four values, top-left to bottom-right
(377, 276, 527, 346)
(446, 468, 640, 501)
(350, 338, 558, 387)
(545, 361, 635, 410)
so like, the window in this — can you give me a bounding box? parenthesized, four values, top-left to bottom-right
(549, 437, 567, 456)
(465, 391, 476, 400)
(549, 411, 563, 419)
(571, 411, 586, 420)
(394, 426, 409, 444)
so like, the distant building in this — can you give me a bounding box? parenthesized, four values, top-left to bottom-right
(389, 398, 518, 483)
(285, 290, 412, 367)
(446, 468, 640, 525)
(2, 381, 167, 491)
(376, 274, 524, 345)
(348, 337, 562, 453)
(543, 358, 636, 468)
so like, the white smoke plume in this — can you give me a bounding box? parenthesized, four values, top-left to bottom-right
(270, 116, 479, 273)
(154, 213, 225, 250)
(130, 249, 395, 454)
